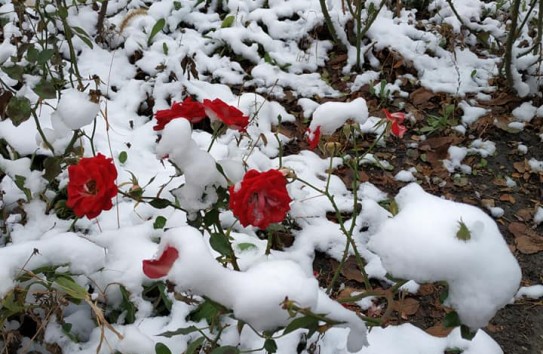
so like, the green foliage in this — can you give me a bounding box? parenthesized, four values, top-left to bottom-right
(185, 337, 205, 354)
(143, 282, 172, 315)
(210, 346, 240, 354)
(188, 298, 229, 327)
(221, 15, 235, 28)
(154, 342, 172, 354)
(419, 104, 457, 136)
(456, 219, 471, 241)
(118, 151, 128, 164)
(6, 96, 32, 126)
(148, 19, 166, 46)
(153, 216, 167, 229)
(443, 311, 461, 328)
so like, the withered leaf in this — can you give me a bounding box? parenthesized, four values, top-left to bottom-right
(394, 297, 420, 317)
(425, 323, 454, 337)
(340, 257, 365, 284)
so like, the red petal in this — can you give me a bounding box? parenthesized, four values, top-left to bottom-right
(142, 246, 179, 278)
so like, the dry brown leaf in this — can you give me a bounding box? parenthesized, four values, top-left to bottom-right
(508, 222, 528, 238)
(499, 194, 516, 204)
(486, 323, 504, 333)
(515, 236, 543, 254)
(481, 199, 495, 208)
(508, 222, 543, 254)
(394, 297, 420, 317)
(418, 284, 435, 296)
(340, 257, 366, 283)
(426, 323, 454, 337)
(337, 287, 360, 301)
(515, 208, 534, 221)
(410, 87, 436, 106)
(513, 160, 527, 173)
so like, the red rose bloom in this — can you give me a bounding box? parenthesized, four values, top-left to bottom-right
(153, 97, 206, 131)
(383, 109, 407, 138)
(66, 154, 118, 219)
(202, 98, 249, 131)
(229, 169, 291, 229)
(143, 246, 179, 278)
(306, 125, 321, 150)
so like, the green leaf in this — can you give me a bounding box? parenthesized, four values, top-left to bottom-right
(153, 216, 167, 229)
(203, 208, 219, 228)
(210, 346, 240, 354)
(209, 233, 233, 257)
(57, 7, 68, 19)
(158, 325, 199, 337)
(6, 96, 32, 126)
(55, 275, 88, 301)
(439, 284, 449, 304)
(149, 198, 171, 209)
(33, 80, 57, 99)
(154, 342, 172, 354)
(264, 338, 278, 353)
(43, 157, 62, 182)
(283, 316, 319, 335)
(185, 337, 205, 354)
(443, 311, 461, 328)
(37, 49, 55, 65)
(162, 42, 169, 55)
(26, 46, 39, 63)
(118, 151, 128, 164)
(460, 324, 477, 340)
(148, 18, 166, 46)
(188, 298, 228, 324)
(72, 26, 94, 49)
(221, 15, 235, 28)
(173, 1, 182, 10)
(119, 285, 136, 324)
(456, 219, 471, 241)
(237, 242, 257, 252)
(2, 65, 25, 81)
(14, 175, 31, 200)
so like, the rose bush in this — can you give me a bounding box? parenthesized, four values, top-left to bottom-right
(153, 97, 206, 131)
(229, 169, 291, 229)
(202, 98, 249, 131)
(66, 153, 118, 219)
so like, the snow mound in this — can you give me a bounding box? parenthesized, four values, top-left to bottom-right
(368, 183, 521, 330)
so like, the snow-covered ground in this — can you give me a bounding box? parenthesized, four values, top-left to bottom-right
(0, 0, 542, 353)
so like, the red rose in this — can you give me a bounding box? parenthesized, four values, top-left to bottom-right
(229, 169, 291, 229)
(202, 98, 249, 131)
(383, 109, 407, 138)
(153, 97, 206, 131)
(66, 154, 118, 219)
(142, 246, 179, 278)
(306, 125, 321, 150)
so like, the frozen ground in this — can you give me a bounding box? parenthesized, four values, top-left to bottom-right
(0, 0, 542, 353)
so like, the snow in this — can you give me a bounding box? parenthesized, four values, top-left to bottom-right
(309, 98, 369, 135)
(53, 89, 100, 130)
(515, 285, 543, 299)
(367, 183, 521, 330)
(512, 101, 537, 122)
(459, 101, 487, 125)
(534, 207, 543, 225)
(0, 0, 532, 353)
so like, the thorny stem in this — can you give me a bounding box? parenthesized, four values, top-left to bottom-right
(503, 0, 521, 89)
(31, 108, 55, 153)
(318, 0, 346, 51)
(56, 0, 84, 89)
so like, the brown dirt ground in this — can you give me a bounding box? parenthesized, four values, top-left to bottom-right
(282, 48, 543, 354)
